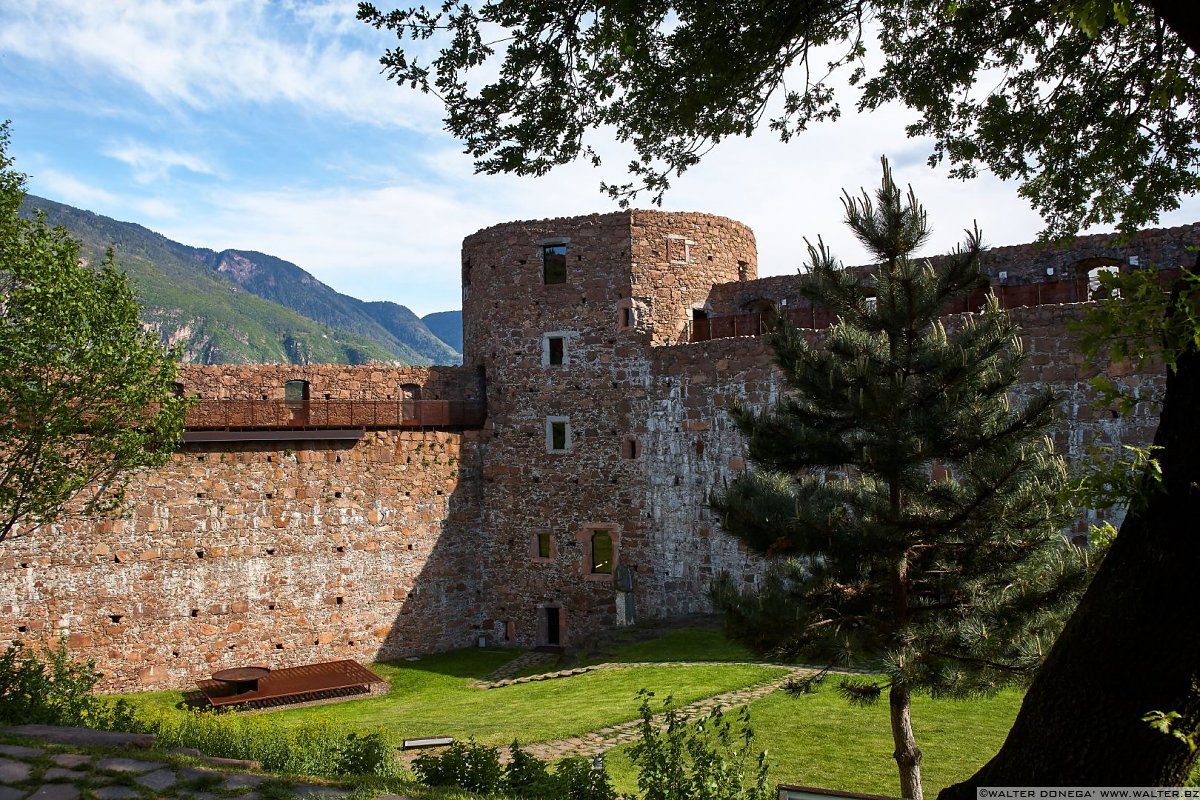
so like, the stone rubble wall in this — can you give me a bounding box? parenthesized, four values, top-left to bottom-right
(1, 365, 485, 691)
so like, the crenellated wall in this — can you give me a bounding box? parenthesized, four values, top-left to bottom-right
(0, 211, 1188, 690)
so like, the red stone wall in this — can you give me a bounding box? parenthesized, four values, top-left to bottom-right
(1, 366, 485, 691)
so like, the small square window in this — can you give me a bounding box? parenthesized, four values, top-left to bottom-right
(530, 530, 556, 561)
(548, 337, 564, 365)
(543, 244, 567, 284)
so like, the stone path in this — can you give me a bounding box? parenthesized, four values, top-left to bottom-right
(515, 665, 817, 762)
(0, 733, 413, 800)
(402, 662, 819, 766)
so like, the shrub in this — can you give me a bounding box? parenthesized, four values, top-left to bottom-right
(0, 641, 137, 729)
(629, 689, 771, 800)
(554, 756, 618, 800)
(505, 741, 556, 799)
(412, 738, 504, 795)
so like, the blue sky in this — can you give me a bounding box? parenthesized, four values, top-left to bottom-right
(3, 1, 1198, 317)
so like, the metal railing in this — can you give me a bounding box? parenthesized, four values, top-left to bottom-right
(684, 270, 1185, 344)
(185, 399, 486, 431)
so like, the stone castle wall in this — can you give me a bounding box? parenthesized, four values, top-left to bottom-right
(1, 366, 486, 691)
(0, 210, 1188, 690)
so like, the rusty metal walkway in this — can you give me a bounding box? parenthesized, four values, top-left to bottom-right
(196, 660, 386, 710)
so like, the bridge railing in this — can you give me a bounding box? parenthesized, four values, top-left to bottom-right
(686, 270, 1184, 343)
(184, 399, 487, 430)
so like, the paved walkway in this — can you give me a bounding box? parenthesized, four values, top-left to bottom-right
(0, 732, 413, 800)
(516, 665, 816, 762)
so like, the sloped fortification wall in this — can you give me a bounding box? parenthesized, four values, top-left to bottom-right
(0, 366, 485, 691)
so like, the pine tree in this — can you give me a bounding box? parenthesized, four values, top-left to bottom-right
(710, 159, 1089, 800)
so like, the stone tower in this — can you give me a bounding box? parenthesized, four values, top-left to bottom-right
(461, 210, 760, 647)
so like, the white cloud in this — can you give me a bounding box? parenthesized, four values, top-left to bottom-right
(28, 170, 119, 210)
(0, 0, 443, 130)
(106, 141, 218, 183)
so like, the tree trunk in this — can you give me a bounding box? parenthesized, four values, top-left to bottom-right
(939, 278, 1200, 795)
(891, 682, 924, 800)
(1141, 0, 1200, 57)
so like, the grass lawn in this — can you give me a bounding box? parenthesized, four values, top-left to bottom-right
(113, 628, 1033, 798)
(599, 683, 1023, 798)
(120, 647, 788, 747)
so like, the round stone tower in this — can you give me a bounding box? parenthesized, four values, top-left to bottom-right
(459, 210, 758, 648)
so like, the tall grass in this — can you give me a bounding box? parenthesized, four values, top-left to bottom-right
(136, 706, 398, 778)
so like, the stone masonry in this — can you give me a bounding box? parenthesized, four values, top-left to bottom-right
(1, 211, 1192, 690)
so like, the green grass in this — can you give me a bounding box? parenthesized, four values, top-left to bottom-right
(602, 627, 758, 664)
(597, 683, 1023, 798)
(111, 632, 1040, 798)
(120, 648, 787, 747)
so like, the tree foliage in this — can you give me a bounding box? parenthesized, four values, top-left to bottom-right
(359, 0, 1199, 238)
(0, 124, 189, 542)
(710, 162, 1088, 798)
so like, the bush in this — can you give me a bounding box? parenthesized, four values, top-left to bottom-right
(0, 641, 137, 729)
(629, 689, 771, 800)
(554, 756, 617, 800)
(412, 738, 504, 794)
(505, 741, 556, 799)
(413, 739, 616, 800)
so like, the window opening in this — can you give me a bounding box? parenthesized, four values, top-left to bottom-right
(284, 380, 310, 403)
(546, 417, 570, 452)
(284, 379, 310, 426)
(548, 336, 564, 365)
(591, 530, 614, 574)
(536, 532, 552, 559)
(542, 244, 567, 284)
(1088, 265, 1121, 299)
(622, 435, 640, 460)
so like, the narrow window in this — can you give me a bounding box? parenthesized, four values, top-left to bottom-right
(531, 530, 555, 561)
(546, 417, 570, 453)
(545, 607, 561, 646)
(285, 379, 310, 426)
(548, 337, 564, 365)
(622, 435, 640, 460)
(618, 300, 637, 331)
(591, 530, 614, 574)
(542, 244, 567, 284)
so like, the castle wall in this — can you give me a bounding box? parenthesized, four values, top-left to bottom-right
(1, 367, 485, 691)
(0, 212, 1186, 691)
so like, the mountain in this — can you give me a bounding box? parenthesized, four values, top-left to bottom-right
(421, 310, 463, 354)
(19, 195, 462, 366)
